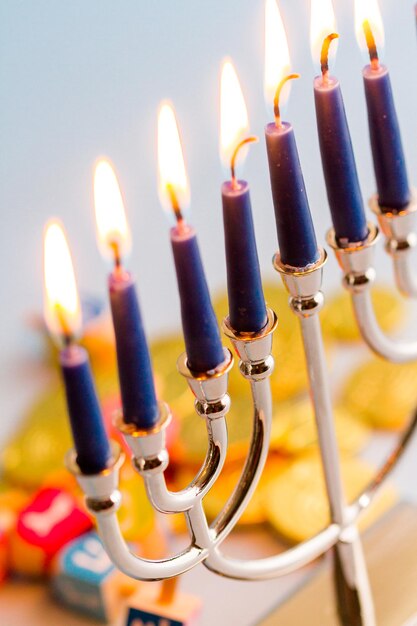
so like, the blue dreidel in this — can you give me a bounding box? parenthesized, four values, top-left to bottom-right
(51, 531, 134, 622)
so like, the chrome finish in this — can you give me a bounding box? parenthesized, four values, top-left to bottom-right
(328, 224, 417, 363)
(66, 441, 124, 505)
(115, 402, 171, 461)
(326, 223, 379, 287)
(68, 224, 417, 626)
(222, 308, 277, 364)
(177, 348, 233, 403)
(274, 248, 327, 301)
(351, 291, 417, 362)
(349, 409, 417, 522)
(212, 311, 276, 544)
(369, 192, 417, 245)
(277, 257, 376, 626)
(370, 192, 417, 298)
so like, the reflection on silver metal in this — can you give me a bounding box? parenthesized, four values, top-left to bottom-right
(328, 218, 417, 363)
(67, 211, 417, 626)
(177, 347, 233, 403)
(274, 248, 327, 301)
(370, 192, 417, 297)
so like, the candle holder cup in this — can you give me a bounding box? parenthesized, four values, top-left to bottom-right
(67, 206, 417, 626)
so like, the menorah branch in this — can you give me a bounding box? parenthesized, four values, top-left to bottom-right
(328, 222, 417, 363)
(275, 250, 376, 626)
(64, 236, 417, 626)
(370, 192, 417, 298)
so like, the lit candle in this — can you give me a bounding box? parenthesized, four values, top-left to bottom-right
(158, 103, 224, 373)
(264, 0, 320, 268)
(355, 0, 410, 211)
(94, 160, 159, 429)
(219, 60, 267, 333)
(43, 221, 112, 475)
(312, 0, 369, 245)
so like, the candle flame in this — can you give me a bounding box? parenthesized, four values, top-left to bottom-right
(310, 0, 338, 67)
(354, 0, 384, 59)
(43, 220, 82, 343)
(219, 59, 250, 173)
(93, 159, 131, 264)
(264, 0, 291, 112)
(157, 102, 190, 222)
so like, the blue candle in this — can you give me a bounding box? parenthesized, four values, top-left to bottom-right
(171, 224, 224, 373)
(265, 75, 320, 268)
(314, 35, 369, 245)
(109, 271, 159, 429)
(222, 180, 267, 332)
(93, 159, 159, 430)
(60, 346, 112, 475)
(266, 123, 320, 268)
(361, 22, 410, 210)
(219, 61, 267, 332)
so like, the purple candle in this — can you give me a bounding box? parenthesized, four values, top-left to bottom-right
(222, 181, 267, 332)
(360, 20, 410, 211)
(94, 160, 159, 429)
(44, 221, 111, 475)
(171, 224, 225, 372)
(314, 34, 369, 245)
(61, 346, 112, 474)
(265, 75, 320, 268)
(220, 60, 267, 333)
(158, 103, 224, 373)
(109, 271, 159, 429)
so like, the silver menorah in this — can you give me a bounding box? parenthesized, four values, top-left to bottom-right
(66, 191, 417, 626)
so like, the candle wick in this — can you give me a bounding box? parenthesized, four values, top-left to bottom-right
(273, 73, 300, 129)
(230, 136, 258, 189)
(109, 240, 122, 272)
(363, 20, 380, 70)
(320, 33, 339, 85)
(167, 182, 187, 233)
(55, 304, 75, 347)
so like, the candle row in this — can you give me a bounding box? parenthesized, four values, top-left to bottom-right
(43, 0, 411, 475)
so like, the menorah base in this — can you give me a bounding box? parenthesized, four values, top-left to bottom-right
(258, 503, 417, 626)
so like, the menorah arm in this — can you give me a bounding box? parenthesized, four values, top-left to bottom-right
(369, 192, 417, 298)
(350, 409, 417, 520)
(195, 403, 417, 582)
(205, 523, 340, 580)
(351, 289, 417, 362)
(392, 249, 417, 298)
(212, 374, 271, 543)
(96, 513, 206, 580)
(276, 251, 376, 626)
(212, 311, 277, 543)
(66, 442, 208, 581)
(327, 223, 417, 363)
(140, 414, 228, 514)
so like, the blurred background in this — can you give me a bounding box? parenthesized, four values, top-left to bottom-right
(0, 0, 416, 440)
